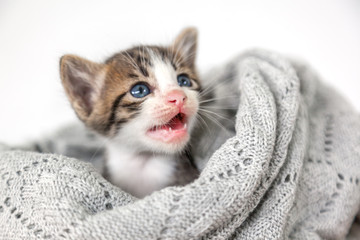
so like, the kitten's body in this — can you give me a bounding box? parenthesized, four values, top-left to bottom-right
(60, 29, 201, 197)
(106, 143, 198, 196)
(106, 144, 177, 197)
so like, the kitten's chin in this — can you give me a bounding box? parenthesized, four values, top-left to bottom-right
(146, 132, 190, 153)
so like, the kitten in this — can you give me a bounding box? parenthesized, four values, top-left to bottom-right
(59, 28, 201, 198)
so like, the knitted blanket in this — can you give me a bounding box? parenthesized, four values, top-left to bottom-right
(1, 50, 360, 239)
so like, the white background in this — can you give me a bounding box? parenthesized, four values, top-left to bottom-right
(0, 0, 359, 145)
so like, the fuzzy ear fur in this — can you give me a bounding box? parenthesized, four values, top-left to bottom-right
(173, 27, 198, 67)
(60, 55, 106, 121)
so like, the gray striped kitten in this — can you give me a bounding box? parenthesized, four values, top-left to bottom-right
(60, 28, 238, 197)
(60, 28, 202, 197)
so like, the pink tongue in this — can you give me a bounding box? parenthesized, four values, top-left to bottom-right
(147, 116, 187, 142)
(163, 117, 183, 130)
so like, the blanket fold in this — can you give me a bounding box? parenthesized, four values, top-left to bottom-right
(1, 50, 360, 239)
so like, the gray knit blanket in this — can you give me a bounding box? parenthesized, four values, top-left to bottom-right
(1, 50, 360, 239)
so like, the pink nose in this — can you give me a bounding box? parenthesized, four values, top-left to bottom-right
(166, 90, 186, 107)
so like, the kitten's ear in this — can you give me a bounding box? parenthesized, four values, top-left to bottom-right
(173, 27, 198, 67)
(60, 55, 106, 120)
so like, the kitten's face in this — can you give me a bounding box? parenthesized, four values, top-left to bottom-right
(60, 28, 200, 153)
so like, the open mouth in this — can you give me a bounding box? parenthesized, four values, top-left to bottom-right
(146, 113, 189, 143)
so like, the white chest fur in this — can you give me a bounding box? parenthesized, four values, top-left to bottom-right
(106, 143, 176, 198)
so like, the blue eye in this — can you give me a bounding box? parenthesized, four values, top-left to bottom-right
(177, 74, 192, 87)
(130, 83, 150, 98)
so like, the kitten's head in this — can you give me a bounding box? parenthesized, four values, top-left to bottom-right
(60, 28, 200, 154)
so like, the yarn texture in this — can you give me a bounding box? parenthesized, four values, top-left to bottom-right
(1, 50, 360, 239)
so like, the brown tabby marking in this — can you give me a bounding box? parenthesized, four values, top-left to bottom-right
(60, 28, 201, 197)
(61, 44, 200, 137)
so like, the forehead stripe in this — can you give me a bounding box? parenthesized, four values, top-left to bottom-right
(128, 73, 139, 78)
(138, 65, 149, 77)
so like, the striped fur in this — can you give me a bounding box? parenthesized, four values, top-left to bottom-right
(61, 46, 200, 137)
(60, 28, 200, 197)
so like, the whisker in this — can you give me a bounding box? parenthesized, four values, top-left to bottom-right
(194, 113, 217, 151)
(199, 75, 240, 97)
(198, 80, 220, 97)
(198, 109, 235, 123)
(195, 113, 211, 132)
(120, 55, 136, 69)
(199, 112, 231, 137)
(176, 51, 196, 65)
(201, 105, 238, 110)
(122, 51, 140, 71)
(199, 95, 239, 104)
